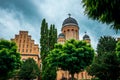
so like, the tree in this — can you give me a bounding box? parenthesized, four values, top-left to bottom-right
(46, 39, 94, 80)
(49, 24, 57, 51)
(18, 58, 40, 80)
(82, 0, 120, 30)
(116, 41, 120, 58)
(40, 18, 49, 60)
(97, 36, 116, 56)
(87, 52, 120, 80)
(40, 19, 57, 80)
(0, 39, 21, 79)
(87, 36, 120, 80)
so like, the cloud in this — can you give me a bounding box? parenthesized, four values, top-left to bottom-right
(0, 8, 39, 45)
(0, 0, 120, 50)
(0, 0, 42, 24)
(33, 0, 120, 49)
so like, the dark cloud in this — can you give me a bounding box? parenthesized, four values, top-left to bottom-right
(1, 0, 120, 49)
(0, 0, 42, 24)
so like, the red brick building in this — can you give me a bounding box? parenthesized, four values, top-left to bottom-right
(11, 31, 40, 65)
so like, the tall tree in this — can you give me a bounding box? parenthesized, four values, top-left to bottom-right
(18, 58, 40, 80)
(40, 19, 49, 60)
(87, 52, 120, 80)
(40, 19, 57, 80)
(0, 39, 21, 79)
(49, 24, 57, 51)
(87, 36, 120, 80)
(46, 39, 94, 80)
(40, 19, 57, 60)
(97, 36, 116, 56)
(82, 0, 120, 31)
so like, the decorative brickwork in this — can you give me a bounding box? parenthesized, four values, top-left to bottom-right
(11, 31, 40, 65)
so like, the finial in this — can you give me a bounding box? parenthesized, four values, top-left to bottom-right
(85, 31, 87, 34)
(68, 13, 71, 17)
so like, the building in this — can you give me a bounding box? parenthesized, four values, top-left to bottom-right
(11, 31, 40, 64)
(57, 14, 92, 80)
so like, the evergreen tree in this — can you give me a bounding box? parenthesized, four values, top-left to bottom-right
(40, 19, 57, 80)
(87, 36, 120, 80)
(49, 24, 57, 51)
(97, 36, 116, 56)
(40, 19, 49, 60)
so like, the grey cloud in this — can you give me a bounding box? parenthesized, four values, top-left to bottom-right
(0, 0, 120, 49)
(0, 0, 42, 25)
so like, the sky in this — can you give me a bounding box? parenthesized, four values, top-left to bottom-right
(0, 0, 120, 50)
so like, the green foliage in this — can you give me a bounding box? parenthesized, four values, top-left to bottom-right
(82, 0, 120, 31)
(49, 24, 57, 51)
(40, 19, 49, 60)
(97, 36, 116, 56)
(87, 52, 120, 80)
(46, 39, 94, 79)
(40, 18, 57, 80)
(18, 58, 40, 80)
(0, 39, 21, 79)
(41, 62, 57, 80)
(87, 36, 120, 80)
(116, 41, 120, 58)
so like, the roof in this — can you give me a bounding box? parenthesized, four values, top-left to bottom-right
(83, 32, 90, 40)
(58, 33, 65, 38)
(62, 17, 78, 27)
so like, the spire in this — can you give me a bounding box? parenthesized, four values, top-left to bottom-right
(68, 13, 71, 17)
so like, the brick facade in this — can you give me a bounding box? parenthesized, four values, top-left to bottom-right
(11, 31, 40, 65)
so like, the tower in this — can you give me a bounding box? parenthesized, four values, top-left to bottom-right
(57, 33, 65, 44)
(83, 32, 91, 43)
(58, 14, 79, 43)
(57, 14, 92, 80)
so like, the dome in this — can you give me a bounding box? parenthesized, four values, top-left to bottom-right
(62, 17, 78, 27)
(83, 33, 90, 40)
(58, 33, 65, 38)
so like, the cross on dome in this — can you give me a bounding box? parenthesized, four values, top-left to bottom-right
(68, 13, 71, 17)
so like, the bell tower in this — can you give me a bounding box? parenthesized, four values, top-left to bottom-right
(61, 14, 79, 40)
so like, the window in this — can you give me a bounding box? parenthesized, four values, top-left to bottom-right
(18, 49, 20, 52)
(22, 49, 24, 52)
(23, 40, 25, 43)
(26, 45, 28, 48)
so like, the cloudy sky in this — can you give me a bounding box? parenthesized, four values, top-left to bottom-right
(0, 0, 120, 50)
